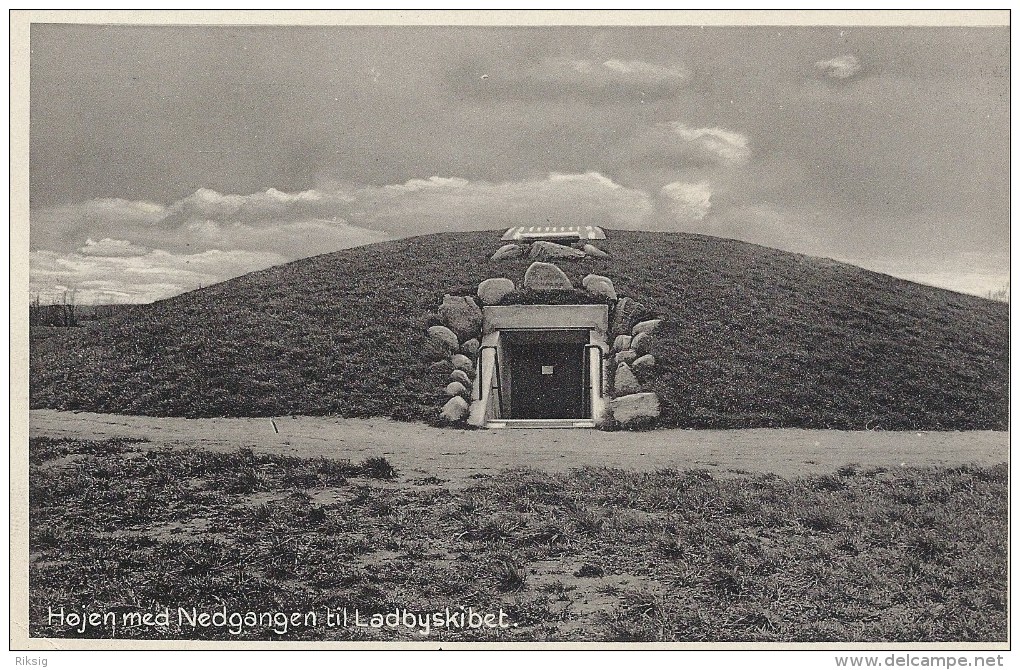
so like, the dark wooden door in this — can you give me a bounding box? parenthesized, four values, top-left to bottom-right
(508, 343, 585, 419)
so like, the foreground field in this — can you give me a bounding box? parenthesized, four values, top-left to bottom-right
(28, 437, 1006, 643)
(30, 410, 1009, 485)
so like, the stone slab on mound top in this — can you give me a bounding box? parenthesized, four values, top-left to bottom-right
(490, 244, 523, 261)
(528, 240, 586, 261)
(490, 241, 609, 262)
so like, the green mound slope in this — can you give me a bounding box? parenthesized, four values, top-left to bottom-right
(29, 230, 1008, 429)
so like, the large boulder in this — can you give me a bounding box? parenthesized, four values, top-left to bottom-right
(612, 334, 632, 352)
(631, 331, 655, 355)
(582, 274, 617, 301)
(460, 338, 480, 358)
(632, 354, 656, 374)
(614, 350, 638, 366)
(611, 297, 646, 337)
(445, 381, 468, 397)
(426, 325, 459, 352)
(440, 396, 470, 423)
(430, 359, 453, 374)
(613, 363, 641, 395)
(632, 319, 662, 336)
(450, 369, 471, 386)
(523, 262, 573, 291)
(423, 339, 449, 363)
(439, 295, 483, 342)
(490, 244, 523, 261)
(528, 240, 586, 261)
(583, 244, 610, 258)
(610, 393, 660, 427)
(450, 354, 474, 374)
(477, 278, 515, 305)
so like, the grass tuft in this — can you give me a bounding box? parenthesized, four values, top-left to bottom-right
(360, 457, 397, 480)
(494, 555, 528, 593)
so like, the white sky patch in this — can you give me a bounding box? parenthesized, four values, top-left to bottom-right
(844, 251, 1011, 299)
(180, 218, 393, 260)
(30, 248, 287, 304)
(667, 123, 750, 165)
(162, 186, 347, 226)
(343, 171, 655, 235)
(661, 181, 712, 221)
(815, 54, 862, 80)
(870, 271, 1008, 299)
(529, 57, 691, 95)
(600, 59, 691, 83)
(78, 237, 150, 257)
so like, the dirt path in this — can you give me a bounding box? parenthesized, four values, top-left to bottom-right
(30, 410, 1007, 484)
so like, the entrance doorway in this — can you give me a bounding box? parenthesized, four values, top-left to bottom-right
(502, 330, 590, 420)
(468, 304, 610, 428)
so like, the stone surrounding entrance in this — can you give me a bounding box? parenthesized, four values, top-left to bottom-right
(426, 229, 663, 429)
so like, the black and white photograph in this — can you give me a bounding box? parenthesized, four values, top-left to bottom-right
(12, 10, 1011, 655)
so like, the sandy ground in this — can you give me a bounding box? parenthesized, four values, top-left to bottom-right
(29, 409, 1008, 485)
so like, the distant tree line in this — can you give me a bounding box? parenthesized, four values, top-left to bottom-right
(29, 291, 133, 327)
(30, 291, 78, 327)
(987, 281, 1009, 303)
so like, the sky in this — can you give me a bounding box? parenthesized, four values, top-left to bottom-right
(27, 22, 1009, 303)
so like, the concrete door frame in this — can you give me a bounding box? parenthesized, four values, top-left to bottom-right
(468, 304, 610, 427)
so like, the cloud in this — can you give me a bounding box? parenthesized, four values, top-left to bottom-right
(661, 181, 712, 221)
(29, 172, 1000, 303)
(30, 198, 165, 251)
(667, 124, 750, 165)
(330, 172, 656, 235)
(159, 187, 353, 227)
(30, 248, 286, 304)
(815, 54, 862, 80)
(625, 122, 751, 168)
(31, 191, 392, 258)
(179, 218, 392, 260)
(455, 57, 691, 100)
(586, 58, 691, 87)
(677, 203, 831, 258)
(33, 174, 656, 254)
(29, 172, 658, 302)
(78, 237, 150, 257)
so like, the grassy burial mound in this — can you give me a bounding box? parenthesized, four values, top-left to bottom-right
(29, 230, 1008, 429)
